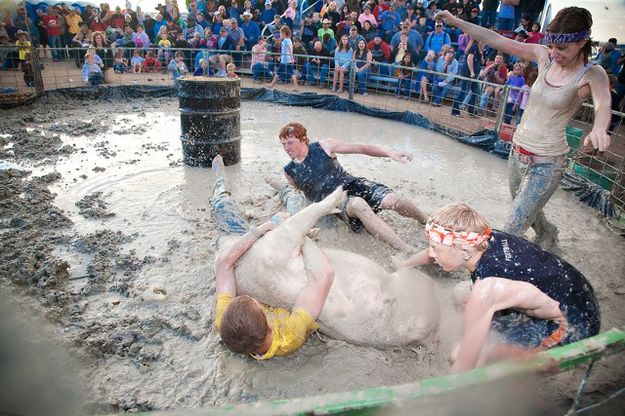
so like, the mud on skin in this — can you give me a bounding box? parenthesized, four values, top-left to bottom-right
(0, 96, 623, 413)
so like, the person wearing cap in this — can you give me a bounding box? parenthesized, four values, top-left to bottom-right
(251, 37, 272, 82)
(15, 30, 31, 65)
(431, 49, 459, 106)
(346, 23, 365, 51)
(305, 40, 332, 86)
(300, 14, 317, 48)
(209, 26, 235, 76)
(424, 21, 450, 55)
(260, 0, 276, 28)
(396, 202, 600, 373)
(390, 20, 423, 57)
(227, 0, 243, 23)
(317, 18, 334, 41)
(367, 34, 392, 76)
(596, 42, 617, 75)
(241, 11, 260, 49)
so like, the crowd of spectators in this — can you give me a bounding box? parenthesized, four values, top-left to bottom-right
(0, 0, 624, 118)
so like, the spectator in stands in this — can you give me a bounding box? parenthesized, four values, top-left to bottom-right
(354, 38, 372, 95)
(368, 34, 391, 75)
(143, 50, 161, 72)
(269, 26, 299, 90)
(305, 40, 332, 86)
(525, 22, 543, 44)
(497, 0, 515, 31)
(281, 0, 297, 30)
(82, 51, 104, 85)
(168, 50, 188, 84)
(512, 71, 536, 126)
(318, 18, 334, 40)
(152, 13, 166, 39)
(228, 18, 246, 66)
(607, 38, 621, 76)
(133, 24, 149, 50)
(260, 0, 277, 28)
(418, 49, 437, 101)
(467, 7, 480, 25)
(391, 21, 423, 57)
(415, 15, 430, 39)
(392, 32, 417, 68)
(227, 0, 243, 22)
(251, 37, 272, 82)
(332, 35, 353, 93)
(396, 52, 414, 98)
(293, 36, 308, 81)
(209, 27, 235, 76)
(452, 39, 482, 116)
(478, 53, 507, 113)
(131, 49, 144, 73)
(424, 21, 451, 55)
(65, 8, 82, 51)
(43, 7, 62, 60)
(113, 49, 128, 73)
(322, 1, 341, 28)
(321, 32, 336, 52)
(92, 31, 113, 68)
(503, 62, 526, 123)
(361, 20, 377, 43)
(378, 2, 401, 42)
(425, 1, 438, 20)
(358, 5, 378, 28)
(201, 27, 218, 49)
(347, 24, 365, 50)
(15, 30, 30, 67)
(241, 11, 260, 49)
(431, 50, 459, 106)
(300, 14, 317, 49)
(480, 0, 499, 28)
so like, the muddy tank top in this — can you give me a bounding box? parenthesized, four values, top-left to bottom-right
(284, 142, 356, 202)
(471, 230, 600, 332)
(513, 61, 594, 156)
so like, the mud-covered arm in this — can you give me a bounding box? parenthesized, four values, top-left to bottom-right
(393, 248, 434, 270)
(452, 277, 565, 373)
(319, 138, 412, 163)
(294, 239, 335, 319)
(214, 220, 276, 296)
(583, 65, 612, 151)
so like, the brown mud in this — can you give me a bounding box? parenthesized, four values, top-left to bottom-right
(0, 95, 623, 414)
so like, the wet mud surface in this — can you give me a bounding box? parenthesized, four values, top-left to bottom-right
(0, 96, 624, 414)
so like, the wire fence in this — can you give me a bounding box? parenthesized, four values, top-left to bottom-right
(1, 45, 624, 224)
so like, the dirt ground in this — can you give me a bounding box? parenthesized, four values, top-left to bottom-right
(0, 93, 624, 415)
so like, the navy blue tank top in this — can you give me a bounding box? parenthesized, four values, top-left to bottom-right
(284, 142, 356, 202)
(472, 230, 600, 322)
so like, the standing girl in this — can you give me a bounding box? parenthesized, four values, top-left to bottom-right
(269, 26, 299, 91)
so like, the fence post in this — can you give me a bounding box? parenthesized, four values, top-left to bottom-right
(348, 60, 356, 100)
(494, 85, 510, 136)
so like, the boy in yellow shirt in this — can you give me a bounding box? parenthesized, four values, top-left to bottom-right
(15, 30, 31, 64)
(211, 155, 335, 359)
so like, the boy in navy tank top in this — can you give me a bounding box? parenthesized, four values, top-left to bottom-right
(397, 202, 600, 373)
(278, 122, 429, 252)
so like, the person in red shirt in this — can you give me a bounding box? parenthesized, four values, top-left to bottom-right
(526, 22, 545, 44)
(42, 7, 62, 60)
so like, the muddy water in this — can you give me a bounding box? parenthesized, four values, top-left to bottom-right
(1, 97, 624, 413)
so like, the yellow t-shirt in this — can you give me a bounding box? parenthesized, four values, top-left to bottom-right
(215, 293, 319, 360)
(16, 40, 31, 60)
(158, 39, 172, 48)
(65, 14, 82, 34)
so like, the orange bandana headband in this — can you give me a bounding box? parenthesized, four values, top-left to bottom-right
(425, 220, 492, 248)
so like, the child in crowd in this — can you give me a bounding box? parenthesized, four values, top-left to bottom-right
(131, 49, 144, 73)
(226, 62, 238, 78)
(168, 51, 189, 84)
(113, 49, 129, 73)
(21, 52, 35, 87)
(194, 57, 210, 76)
(157, 36, 172, 64)
(15, 30, 31, 66)
(281, 0, 297, 29)
(512, 71, 537, 126)
(396, 53, 414, 99)
(82, 52, 104, 85)
(143, 50, 162, 72)
(503, 63, 526, 124)
(396, 203, 600, 373)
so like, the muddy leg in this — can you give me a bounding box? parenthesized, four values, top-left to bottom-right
(261, 187, 346, 256)
(210, 155, 249, 235)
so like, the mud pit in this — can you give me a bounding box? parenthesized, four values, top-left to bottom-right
(1, 95, 624, 414)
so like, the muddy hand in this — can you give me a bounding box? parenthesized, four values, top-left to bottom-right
(434, 10, 454, 24)
(391, 150, 413, 163)
(583, 129, 611, 152)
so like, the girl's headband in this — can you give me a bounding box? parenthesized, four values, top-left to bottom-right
(544, 29, 591, 44)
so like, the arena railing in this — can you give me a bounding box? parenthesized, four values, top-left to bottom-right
(1, 45, 623, 226)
